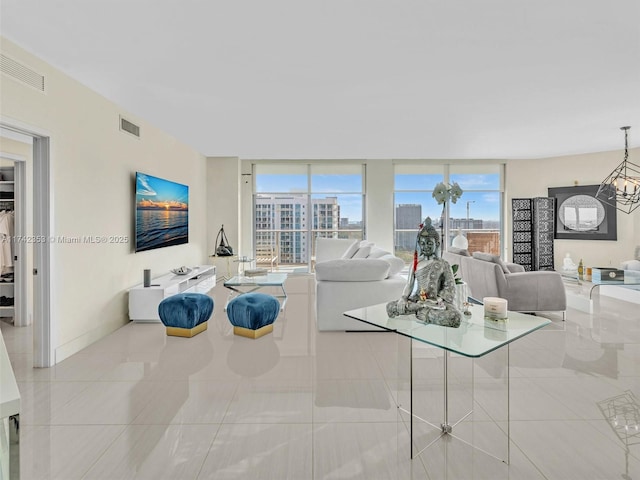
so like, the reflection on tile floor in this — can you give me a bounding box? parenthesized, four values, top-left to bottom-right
(2, 275, 640, 479)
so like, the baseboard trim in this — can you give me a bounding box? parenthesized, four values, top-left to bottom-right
(55, 317, 127, 363)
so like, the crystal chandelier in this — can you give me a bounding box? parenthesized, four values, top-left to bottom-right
(596, 126, 640, 214)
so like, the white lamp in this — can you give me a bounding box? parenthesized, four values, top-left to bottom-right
(451, 229, 468, 249)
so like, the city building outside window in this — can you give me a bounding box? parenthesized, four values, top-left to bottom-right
(394, 165, 444, 263)
(449, 165, 503, 257)
(254, 164, 364, 270)
(394, 164, 503, 263)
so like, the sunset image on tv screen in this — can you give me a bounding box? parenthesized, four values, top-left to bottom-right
(135, 172, 189, 252)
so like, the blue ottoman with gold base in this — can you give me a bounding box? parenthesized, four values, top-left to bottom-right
(158, 293, 214, 337)
(227, 293, 280, 339)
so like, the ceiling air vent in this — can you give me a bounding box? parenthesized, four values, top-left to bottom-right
(0, 54, 45, 92)
(120, 116, 140, 138)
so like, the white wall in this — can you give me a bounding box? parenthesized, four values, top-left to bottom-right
(506, 149, 640, 268)
(365, 160, 395, 252)
(207, 156, 241, 275)
(240, 160, 253, 257)
(1, 38, 208, 362)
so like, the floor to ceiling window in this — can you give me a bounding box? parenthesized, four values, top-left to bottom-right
(449, 164, 503, 256)
(393, 165, 444, 263)
(394, 163, 504, 262)
(254, 163, 364, 270)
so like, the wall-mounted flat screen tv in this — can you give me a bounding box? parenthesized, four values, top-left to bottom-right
(135, 172, 189, 252)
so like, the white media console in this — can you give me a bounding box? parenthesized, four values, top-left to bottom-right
(128, 265, 216, 322)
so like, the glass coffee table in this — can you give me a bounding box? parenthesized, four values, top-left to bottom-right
(589, 269, 640, 297)
(344, 302, 551, 463)
(562, 269, 640, 313)
(223, 273, 288, 310)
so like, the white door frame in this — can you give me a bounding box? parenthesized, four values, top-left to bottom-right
(1, 116, 54, 367)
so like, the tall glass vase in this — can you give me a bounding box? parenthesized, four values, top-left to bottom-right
(440, 203, 446, 256)
(455, 282, 468, 311)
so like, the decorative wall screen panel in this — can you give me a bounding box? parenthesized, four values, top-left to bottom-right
(512, 199, 534, 270)
(512, 198, 555, 271)
(532, 197, 555, 270)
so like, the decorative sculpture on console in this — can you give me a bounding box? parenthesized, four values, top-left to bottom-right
(386, 217, 462, 328)
(562, 253, 578, 272)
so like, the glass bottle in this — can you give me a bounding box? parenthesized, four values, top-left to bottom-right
(578, 259, 584, 279)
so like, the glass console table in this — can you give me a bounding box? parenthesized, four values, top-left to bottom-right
(223, 273, 288, 310)
(344, 303, 551, 463)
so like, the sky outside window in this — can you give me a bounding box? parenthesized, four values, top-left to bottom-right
(449, 173, 501, 222)
(256, 174, 308, 193)
(255, 171, 363, 221)
(395, 173, 500, 222)
(311, 174, 362, 193)
(449, 191, 500, 222)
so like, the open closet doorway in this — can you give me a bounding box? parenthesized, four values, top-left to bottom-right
(0, 119, 53, 367)
(0, 151, 27, 330)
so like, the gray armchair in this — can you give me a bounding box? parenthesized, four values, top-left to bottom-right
(443, 251, 566, 318)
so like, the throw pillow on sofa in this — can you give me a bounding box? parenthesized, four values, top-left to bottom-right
(353, 244, 373, 258)
(341, 240, 373, 259)
(316, 238, 358, 264)
(340, 240, 360, 259)
(380, 254, 405, 276)
(351, 240, 374, 257)
(472, 252, 510, 274)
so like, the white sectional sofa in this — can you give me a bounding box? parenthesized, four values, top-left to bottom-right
(314, 238, 406, 331)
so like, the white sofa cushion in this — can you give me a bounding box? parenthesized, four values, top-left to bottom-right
(315, 274, 407, 331)
(367, 247, 389, 258)
(315, 259, 390, 281)
(380, 254, 405, 276)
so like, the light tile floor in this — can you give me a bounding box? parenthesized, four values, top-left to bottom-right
(2, 276, 640, 479)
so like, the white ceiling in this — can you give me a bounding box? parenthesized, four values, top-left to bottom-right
(1, 0, 639, 159)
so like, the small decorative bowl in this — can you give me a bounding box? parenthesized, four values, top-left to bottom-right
(171, 267, 192, 276)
